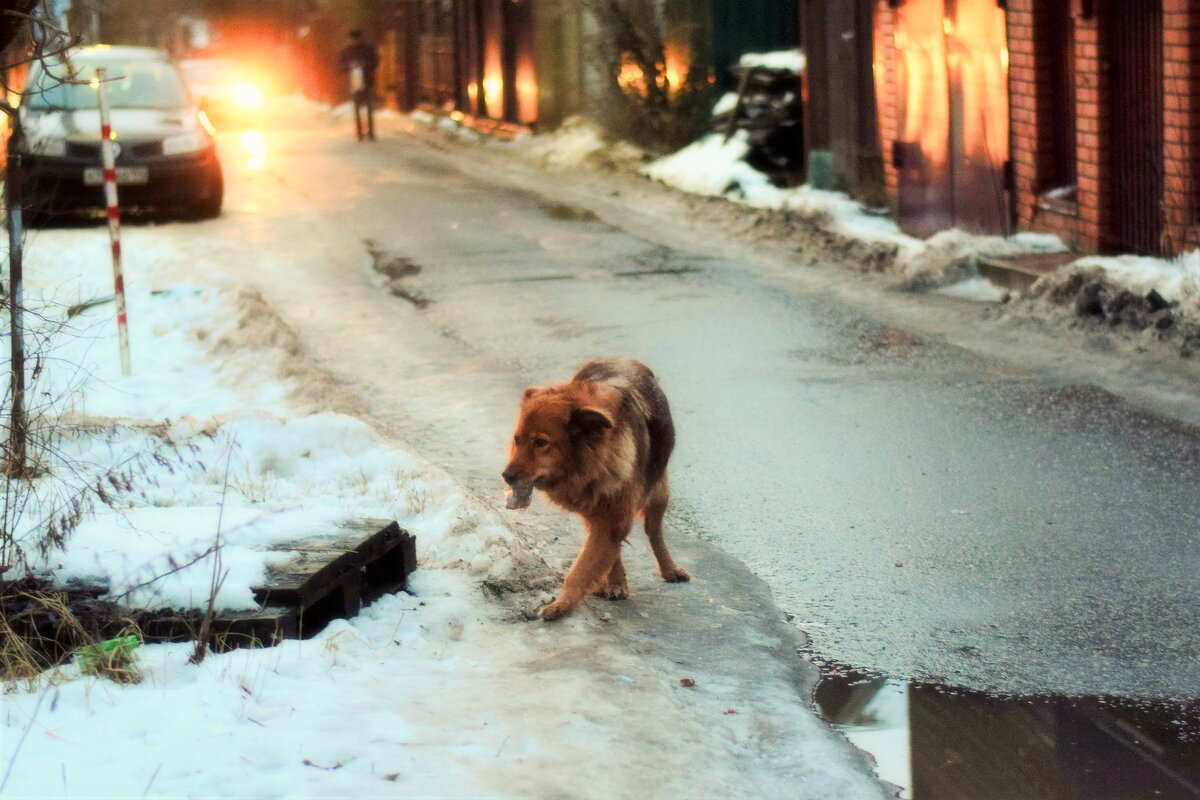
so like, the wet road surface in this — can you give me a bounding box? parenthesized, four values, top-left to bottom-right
(216, 110, 1200, 793)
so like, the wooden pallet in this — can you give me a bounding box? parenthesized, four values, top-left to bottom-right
(11, 519, 417, 657)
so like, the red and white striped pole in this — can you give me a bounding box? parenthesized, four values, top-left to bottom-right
(95, 68, 131, 376)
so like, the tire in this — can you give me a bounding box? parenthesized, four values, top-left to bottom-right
(186, 167, 223, 220)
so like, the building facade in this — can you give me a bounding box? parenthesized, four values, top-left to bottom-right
(872, 0, 1011, 238)
(809, 1, 1200, 256)
(1006, 0, 1200, 256)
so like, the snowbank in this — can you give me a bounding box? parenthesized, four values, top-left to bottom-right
(740, 49, 807, 73)
(639, 85, 1200, 328)
(1063, 250, 1200, 310)
(6, 227, 535, 606)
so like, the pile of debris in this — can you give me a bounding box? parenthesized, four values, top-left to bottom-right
(710, 52, 806, 188)
(1033, 269, 1200, 357)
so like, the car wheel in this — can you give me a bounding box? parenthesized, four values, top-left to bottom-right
(186, 169, 223, 220)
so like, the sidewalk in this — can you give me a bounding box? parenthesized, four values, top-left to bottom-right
(0, 123, 892, 799)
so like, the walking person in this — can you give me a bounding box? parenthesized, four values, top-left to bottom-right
(338, 29, 379, 141)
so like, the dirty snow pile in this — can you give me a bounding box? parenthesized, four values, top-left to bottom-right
(1054, 249, 1200, 311)
(1, 224, 888, 799)
(642, 128, 1068, 293)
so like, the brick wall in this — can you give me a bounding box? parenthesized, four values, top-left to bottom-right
(878, 1, 1199, 256)
(1009, 0, 1200, 255)
(874, 1, 899, 204)
(1162, 0, 1200, 252)
(1007, 0, 1042, 236)
(1008, 1, 1095, 250)
(1073, 12, 1104, 252)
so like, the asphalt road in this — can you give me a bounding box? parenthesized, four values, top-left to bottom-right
(221, 109, 1200, 702)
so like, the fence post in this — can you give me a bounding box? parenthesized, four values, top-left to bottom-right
(95, 68, 131, 376)
(5, 152, 28, 477)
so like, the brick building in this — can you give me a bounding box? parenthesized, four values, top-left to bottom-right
(1005, 0, 1200, 256)
(871, 0, 1012, 238)
(865, 0, 1200, 255)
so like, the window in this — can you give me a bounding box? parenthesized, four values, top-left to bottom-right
(1036, 0, 1076, 203)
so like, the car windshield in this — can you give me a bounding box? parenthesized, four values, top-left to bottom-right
(180, 60, 240, 94)
(27, 57, 190, 111)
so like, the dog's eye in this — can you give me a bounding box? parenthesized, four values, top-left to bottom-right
(533, 438, 549, 449)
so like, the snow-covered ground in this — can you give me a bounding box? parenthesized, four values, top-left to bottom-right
(639, 121, 1200, 318)
(1, 110, 890, 798)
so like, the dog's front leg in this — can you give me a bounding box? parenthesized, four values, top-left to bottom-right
(543, 515, 630, 620)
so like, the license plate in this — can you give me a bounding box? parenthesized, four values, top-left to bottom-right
(83, 166, 149, 186)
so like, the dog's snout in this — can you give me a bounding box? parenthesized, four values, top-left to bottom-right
(502, 469, 519, 486)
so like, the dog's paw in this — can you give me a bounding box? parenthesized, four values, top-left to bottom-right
(594, 583, 629, 601)
(662, 566, 691, 583)
(541, 600, 571, 621)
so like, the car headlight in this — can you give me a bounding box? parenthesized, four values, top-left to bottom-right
(26, 136, 66, 156)
(162, 131, 209, 156)
(232, 82, 263, 110)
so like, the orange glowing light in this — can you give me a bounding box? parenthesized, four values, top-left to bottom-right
(239, 129, 266, 170)
(617, 55, 646, 95)
(953, 0, 1009, 162)
(516, 52, 538, 124)
(897, 0, 950, 170)
(482, 76, 503, 115)
(232, 82, 263, 110)
(484, 31, 504, 118)
(663, 47, 689, 95)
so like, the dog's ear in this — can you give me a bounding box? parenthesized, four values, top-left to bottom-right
(569, 406, 614, 437)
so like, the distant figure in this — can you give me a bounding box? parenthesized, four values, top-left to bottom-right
(338, 29, 379, 141)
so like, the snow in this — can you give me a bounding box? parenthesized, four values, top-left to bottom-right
(1063, 250, 1200, 309)
(739, 49, 807, 74)
(1, 110, 888, 797)
(643, 124, 1200, 313)
(935, 276, 1010, 303)
(712, 91, 739, 116)
(830, 681, 912, 800)
(675, 130, 1200, 309)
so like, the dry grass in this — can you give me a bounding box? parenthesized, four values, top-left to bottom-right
(1, 589, 142, 689)
(75, 627, 143, 686)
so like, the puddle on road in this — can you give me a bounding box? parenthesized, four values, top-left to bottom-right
(813, 668, 1200, 799)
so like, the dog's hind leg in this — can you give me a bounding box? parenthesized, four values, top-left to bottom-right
(543, 516, 629, 620)
(643, 477, 690, 583)
(594, 553, 629, 600)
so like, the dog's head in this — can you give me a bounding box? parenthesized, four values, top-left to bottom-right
(502, 384, 616, 492)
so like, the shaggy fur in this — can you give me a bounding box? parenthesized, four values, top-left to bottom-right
(502, 358, 690, 620)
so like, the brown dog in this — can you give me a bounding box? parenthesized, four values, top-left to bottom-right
(502, 358, 690, 620)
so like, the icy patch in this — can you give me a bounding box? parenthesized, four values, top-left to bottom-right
(936, 277, 1009, 303)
